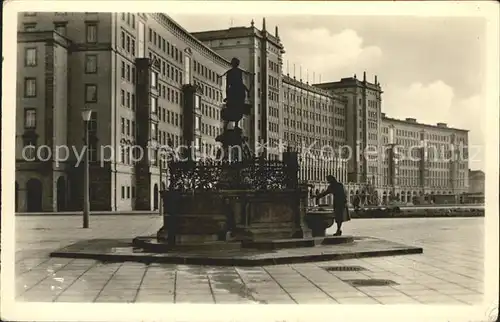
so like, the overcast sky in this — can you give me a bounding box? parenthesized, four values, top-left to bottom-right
(171, 14, 487, 171)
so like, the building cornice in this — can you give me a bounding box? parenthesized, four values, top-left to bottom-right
(17, 31, 72, 49)
(382, 116, 469, 133)
(314, 78, 382, 93)
(151, 13, 231, 68)
(191, 26, 284, 50)
(282, 74, 347, 102)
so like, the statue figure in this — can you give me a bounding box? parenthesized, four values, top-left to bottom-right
(221, 57, 252, 129)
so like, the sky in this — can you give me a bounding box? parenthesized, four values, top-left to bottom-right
(170, 14, 487, 171)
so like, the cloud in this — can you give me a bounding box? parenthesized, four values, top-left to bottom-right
(280, 28, 382, 80)
(383, 81, 485, 170)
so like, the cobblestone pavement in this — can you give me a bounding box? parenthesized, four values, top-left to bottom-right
(13, 215, 484, 304)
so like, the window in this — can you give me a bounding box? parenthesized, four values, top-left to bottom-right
(196, 137, 202, 151)
(150, 96, 157, 114)
(24, 78, 36, 97)
(85, 23, 97, 43)
(195, 95, 201, 109)
(127, 186, 130, 199)
(121, 186, 125, 199)
(85, 55, 97, 73)
(121, 117, 125, 134)
(151, 123, 157, 140)
(195, 115, 201, 130)
(121, 31, 125, 48)
(24, 23, 36, 32)
(138, 21, 145, 58)
(24, 109, 36, 129)
(54, 23, 66, 36)
(23, 138, 37, 160)
(85, 84, 97, 102)
(25, 48, 37, 66)
(151, 71, 157, 88)
(183, 56, 191, 84)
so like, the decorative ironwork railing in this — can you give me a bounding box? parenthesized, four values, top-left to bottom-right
(167, 157, 298, 191)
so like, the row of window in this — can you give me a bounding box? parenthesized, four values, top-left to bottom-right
(201, 122, 221, 137)
(120, 60, 136, 83)
(157, 106, 183, 130)
(269, 122, 279, 133)
(157, 83, 183, 105)
(284, 93, 332, 110)
(120, 185, 136, 199)
(120, 89, 136, 110)
(200, 103, 220, 120)
(120, 117, 136, 138)
(148, 27, 183, 64)
(268, 90, 280, 103)
(193, 60, 222, 85)
(284, 105, 337, 119)
(120, 29, 136, 56)
(121, 12, 136, 29)
(22, 78, 100, 102)
(268, 60, 280, 74)
(193, 79, 223, 102)
(283, 132, 335, 148)
(284, 120, 334, 133)
(368, 133, 378, 141)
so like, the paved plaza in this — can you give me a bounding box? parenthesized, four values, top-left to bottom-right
(14, 215, 484, 304)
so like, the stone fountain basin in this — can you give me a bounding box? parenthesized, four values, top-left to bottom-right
(305, 207, 335, 237)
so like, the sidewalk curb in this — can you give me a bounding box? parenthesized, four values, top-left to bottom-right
(16, 211, 161, 217)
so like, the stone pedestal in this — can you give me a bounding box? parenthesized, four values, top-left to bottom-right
(157, 188, 309, 245)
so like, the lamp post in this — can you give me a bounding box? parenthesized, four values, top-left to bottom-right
(81, 109, 93, 228)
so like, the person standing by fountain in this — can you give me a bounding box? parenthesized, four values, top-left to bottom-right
(315, 175, 350, 236)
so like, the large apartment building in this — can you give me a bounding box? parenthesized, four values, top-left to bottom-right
(282, 75, 348, 202)
(379, 115, 469, 204)
(16, 12, 233, 212)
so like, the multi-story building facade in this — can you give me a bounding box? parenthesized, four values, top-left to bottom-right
(282, 75, 348, 203)
(314, 73, 383, 187)
(379, 115, 469, 204)
(15, 12, 232, 212)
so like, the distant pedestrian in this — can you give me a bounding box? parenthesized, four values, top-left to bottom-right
(315, 175, 350, 236)
(352, 194, 361, 211)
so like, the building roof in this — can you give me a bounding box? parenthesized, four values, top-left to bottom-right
(314, 76, 382, 92)
(469, 169, 485, 177)
(282, 74, 346, 101)
(191, 21, 284, 50)
(382, 115, 469, 132)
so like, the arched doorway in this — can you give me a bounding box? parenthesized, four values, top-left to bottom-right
(153, 184, 159, 210)
(382, 191, 387, 204)
(56, 177, 66, 211)
(15, 181, 19, 212)
(26, 178, 42, 212)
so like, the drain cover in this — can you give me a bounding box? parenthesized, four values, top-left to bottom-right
(344, 279, 398, 287)
(323, 266, 367, 272)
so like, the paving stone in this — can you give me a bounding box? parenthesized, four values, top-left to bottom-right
(14, 216, 485, 305)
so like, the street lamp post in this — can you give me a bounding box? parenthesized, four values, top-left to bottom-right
(81, 109, 93, 228)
